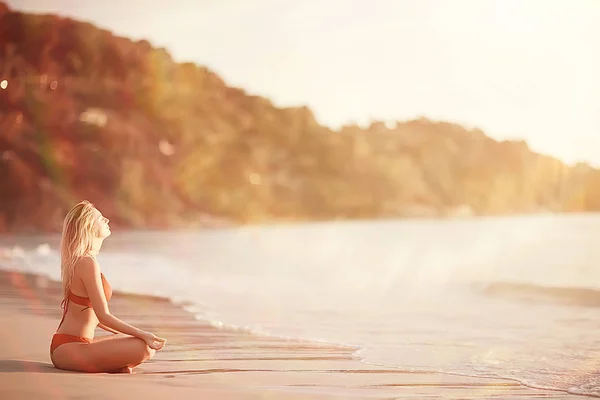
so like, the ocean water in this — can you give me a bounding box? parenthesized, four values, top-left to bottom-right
(2, 213, 600, 397)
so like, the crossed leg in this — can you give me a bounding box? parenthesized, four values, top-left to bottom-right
(93, 334, 137, 373)
(51, 336, 155, 373)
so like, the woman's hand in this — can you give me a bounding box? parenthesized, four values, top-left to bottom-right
(141, 331, 167, 350)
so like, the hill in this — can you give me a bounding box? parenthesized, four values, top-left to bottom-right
(1, 2, 599, 232)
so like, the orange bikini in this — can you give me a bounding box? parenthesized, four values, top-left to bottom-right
(50, 273, 113, 354)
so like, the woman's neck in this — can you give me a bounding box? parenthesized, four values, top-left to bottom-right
(89, 238, 104, 256)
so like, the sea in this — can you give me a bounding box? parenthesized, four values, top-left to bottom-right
(2, 213, 600, 397)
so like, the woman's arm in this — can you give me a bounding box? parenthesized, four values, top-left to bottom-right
(97, 322, 120, 334)
(78, 257, 166, 349)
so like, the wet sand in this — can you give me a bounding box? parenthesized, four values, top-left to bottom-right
(0, 269, 586, 399)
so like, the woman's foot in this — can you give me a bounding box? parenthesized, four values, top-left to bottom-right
(110, 366, 133, 374)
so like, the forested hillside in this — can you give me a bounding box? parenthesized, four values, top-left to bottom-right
(1, 2, 598, 232)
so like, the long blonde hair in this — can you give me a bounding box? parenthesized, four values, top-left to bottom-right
(60, 200, 98, 302)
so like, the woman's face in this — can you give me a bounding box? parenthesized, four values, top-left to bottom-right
(94, 209, 111, 238)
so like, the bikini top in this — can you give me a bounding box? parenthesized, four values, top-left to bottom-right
(57, 273, 112, 331)
(67, 273, 113, 308)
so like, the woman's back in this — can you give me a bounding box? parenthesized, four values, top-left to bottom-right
(55, 256, 112, 339)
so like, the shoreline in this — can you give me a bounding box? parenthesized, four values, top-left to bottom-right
(4, 211, 600, 237)
(0, 268, 588, 399)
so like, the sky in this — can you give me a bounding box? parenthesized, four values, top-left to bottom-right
(6, 0, 600, 166)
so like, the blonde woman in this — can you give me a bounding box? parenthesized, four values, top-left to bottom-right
(50, 200, 166, 373)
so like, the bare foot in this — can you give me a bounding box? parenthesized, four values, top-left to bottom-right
(110, 366, 133, 374)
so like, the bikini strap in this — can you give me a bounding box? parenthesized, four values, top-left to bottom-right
(56, 297, 69, 331)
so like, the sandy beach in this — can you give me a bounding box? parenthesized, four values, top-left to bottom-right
(0, 269, 586, 400)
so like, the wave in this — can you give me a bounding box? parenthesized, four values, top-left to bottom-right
(476, 281, 600, 308)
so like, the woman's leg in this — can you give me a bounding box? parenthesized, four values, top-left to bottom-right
(91, 334, 138, 372)
(51, 336, 155, 373)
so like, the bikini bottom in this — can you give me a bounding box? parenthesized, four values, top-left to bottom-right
(50, 333, 92, 354)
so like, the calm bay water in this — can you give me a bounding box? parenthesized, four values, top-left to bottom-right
(2, 213, 600, 396)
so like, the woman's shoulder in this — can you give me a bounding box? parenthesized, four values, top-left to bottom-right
(74, 255, 100, 275)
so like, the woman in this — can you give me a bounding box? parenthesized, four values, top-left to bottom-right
(50, 200, 166, 373)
